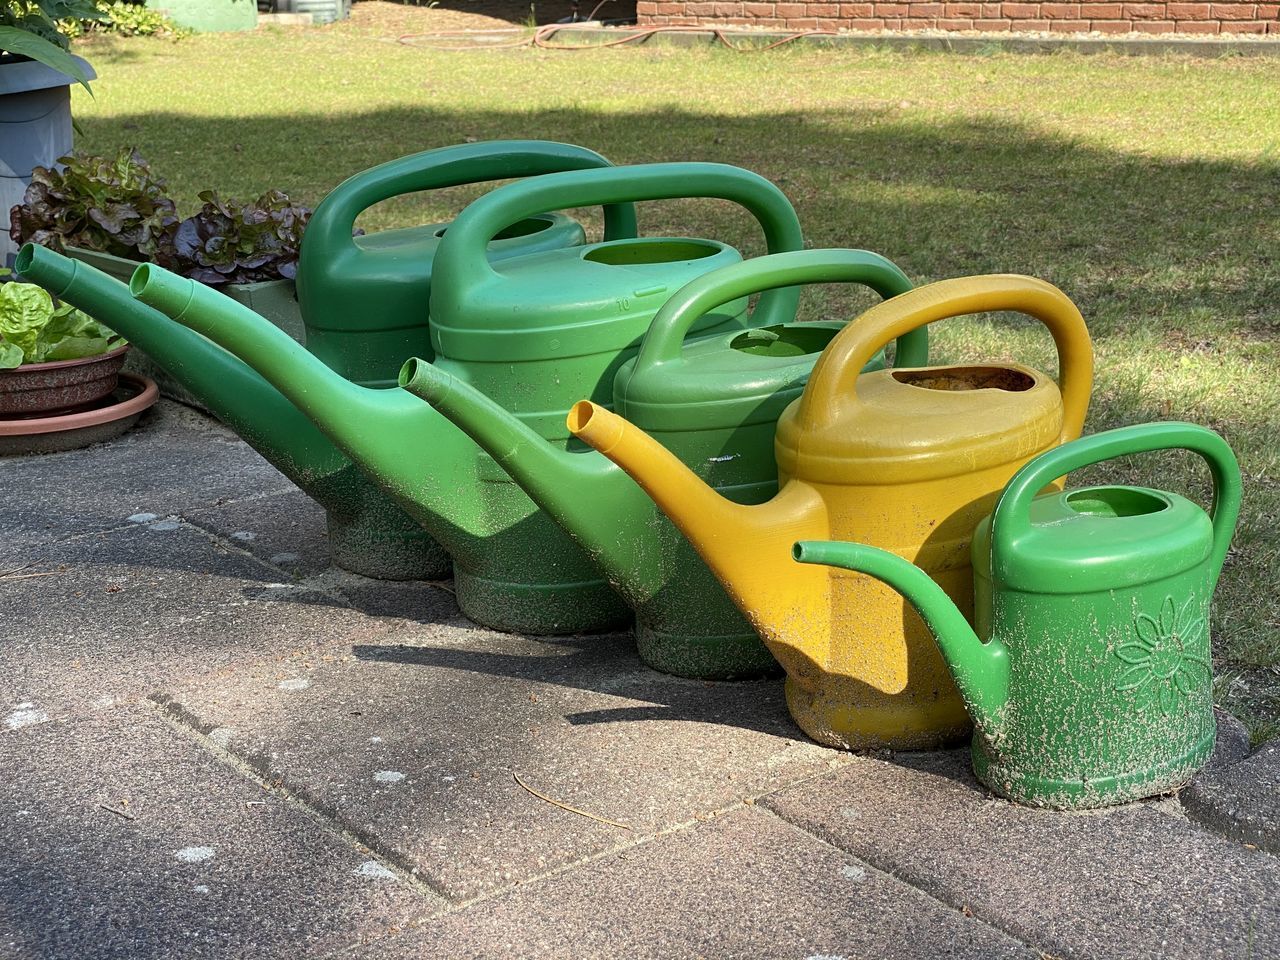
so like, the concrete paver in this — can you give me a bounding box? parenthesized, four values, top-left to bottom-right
(0, 520, 396, 719)
(155, 626, 850, 901)
(761, 749, 1280, 960)
(1183, 738, 1280, 854)
(0, 707, 440, 960)
(358, 805, 1038, 960)
(0, 403, 291, 554)
(182, 486, 333, 579)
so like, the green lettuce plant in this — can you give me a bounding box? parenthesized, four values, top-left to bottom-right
(0, 271, 124, 369)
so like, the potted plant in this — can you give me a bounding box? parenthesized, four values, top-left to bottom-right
(0, 268, 128, 416)
(9, 148, 310, 341)
(0, 1, 102, 266)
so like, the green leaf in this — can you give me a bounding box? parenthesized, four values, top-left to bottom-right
(0, 26, 93, 94)
(0, 342, 24, 370)
(0, 282, 56, 360)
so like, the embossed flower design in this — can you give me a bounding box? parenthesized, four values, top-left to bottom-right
(1114, 595, 1210, 715)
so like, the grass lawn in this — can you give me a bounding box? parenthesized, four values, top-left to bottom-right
(65, 10, 1280, 737)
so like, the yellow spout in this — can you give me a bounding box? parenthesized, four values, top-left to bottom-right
(568, 401, 830, 680)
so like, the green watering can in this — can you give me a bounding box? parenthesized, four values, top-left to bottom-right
(298, 140, 638, 385)
(129, 162, 806, 636)
(399, 249, 926, 679)
(15, 141, 636, 581)
(795, 422, 1242, 809)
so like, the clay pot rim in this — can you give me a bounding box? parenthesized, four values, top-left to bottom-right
(0, 372, 158, 436)
(0, 343, 130, 374)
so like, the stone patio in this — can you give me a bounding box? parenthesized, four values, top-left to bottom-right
(2, 402, 1277, 959)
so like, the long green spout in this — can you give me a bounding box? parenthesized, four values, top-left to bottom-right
(15, 244, 445, 580)
(792, 540, 1011, 733)
(397, 357, 660, 600)
(128, 261, 493, 564)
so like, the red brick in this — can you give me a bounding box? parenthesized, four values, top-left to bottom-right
(1123, 2, 1166, 15)
(1174, 16, 1223, 25)
(972, 16, 1016, 24)
(774, 2, 807, 14)
(843, 14, 889, 23)
(743, 1, 775, 12)
(1091, 17, 1135, 28)
(655, 1, 683, 10)
(1040, 2, 1081, 15)
(1259, 2, 1280, 13)
(875, 2, 910, 12)
(785, 16, 821, 24)
(840, 2, 878, 13)
(1134, 17, 1179, 27)
(1048, 16, 1092, 26)
(1270, 16, 1280, 27)
(1168, 2, 1212, 14)
(945, 2, 983, 13)
(1079, 2, 1124, 15)
(1012, 17, 1052, 25)
(909, 2, 946, 12)
(1220, 16, 1268, 25)
(900, 16, 934, 24)
(684, 1, 714, 13)
(1210, 2, 1256, 14)
(665, 15, 701, 23)
(636, 1, 658, 12)
(711, 1, 743, 13)
(805, 2, 840, 12)
(1003, 2, 1041, 14)
(880, 15, 905, 23)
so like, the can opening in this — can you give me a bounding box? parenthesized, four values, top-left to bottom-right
(583, 239, 720, 266)
(434, 215, 555, 241)
(730, 324, 839, 358)
(1066, 487, 1169, 518)
(892, 366, 1035, 392)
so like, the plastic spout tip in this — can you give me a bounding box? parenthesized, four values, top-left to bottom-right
(129, 262, 197, 323)
(566, 401, 625, 455)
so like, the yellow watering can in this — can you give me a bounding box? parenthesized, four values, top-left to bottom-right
(570, 275, 1094, 750)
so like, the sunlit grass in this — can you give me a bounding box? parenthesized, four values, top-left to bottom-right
(67, 28, 1280, 734)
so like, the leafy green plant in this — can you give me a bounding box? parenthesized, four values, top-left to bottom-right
(0, 0, 104, 91)
(0, 272, 124, 369)
(165, 190, 312, 285)
(64, 1, 191, 39)
(8, 148, 179, 260)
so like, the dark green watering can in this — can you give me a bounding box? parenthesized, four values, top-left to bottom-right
(795, 421, 1242, 809)
(129, 162, 806, 636)
(298, 140, 638, 385)
(15, 141, 636, 581)
(398, 249, 926, 679)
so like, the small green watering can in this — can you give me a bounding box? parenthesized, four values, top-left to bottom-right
(298, 140, 639, 386)
(795, 422, 1242, 809)
(399, 248, 926, 679)
(130, 162, 805, 636)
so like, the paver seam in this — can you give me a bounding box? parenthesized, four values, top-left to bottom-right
(752, 802, 1052, 957)
(142, 692, 449, 908)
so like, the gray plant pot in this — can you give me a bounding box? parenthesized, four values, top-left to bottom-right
(0, 55, 95, 268)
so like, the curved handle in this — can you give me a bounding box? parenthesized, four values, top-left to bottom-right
(432, 162, 804, 326)
(302, 140, 638, 257)
(633, 248, 926, 371)
(797, 275, 1093, 437)
(991, 422, 1242, 587)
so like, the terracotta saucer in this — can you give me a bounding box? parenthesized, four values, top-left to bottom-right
(0, 372, 159, 456)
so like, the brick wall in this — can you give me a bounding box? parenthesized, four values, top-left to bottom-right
(636, 0, 1280, 34)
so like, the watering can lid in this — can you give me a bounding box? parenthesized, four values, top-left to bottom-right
(972, 485, 1214, 594)
(776, 362, 1066, 485)
(430, 239, 744, 362)
(613, 321, 853, 431)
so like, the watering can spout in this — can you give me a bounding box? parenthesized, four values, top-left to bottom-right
(128, 262, 489, 545)
(13, 243, 347, 492)
(399, 362, 655, 597)
(569, 401, 815, 617)
(792, 540, 1011, 736)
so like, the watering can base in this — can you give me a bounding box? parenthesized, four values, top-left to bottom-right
(635, 624, 782, 681)
(784, 677, 972, 752)
(326, 513, 452, 581)
(971, 726, 1216, 811)
(453, 568, 632, 636)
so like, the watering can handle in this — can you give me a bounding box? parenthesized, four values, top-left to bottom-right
(798, 274, 1093, 438)
(990, 421, 1242, 586)
(302, 140, 639, 256)
(633, 248, 928, 370)
(433, 162, 804, 327)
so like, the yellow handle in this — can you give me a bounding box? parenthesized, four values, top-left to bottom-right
(797, 274, 1093, 444)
